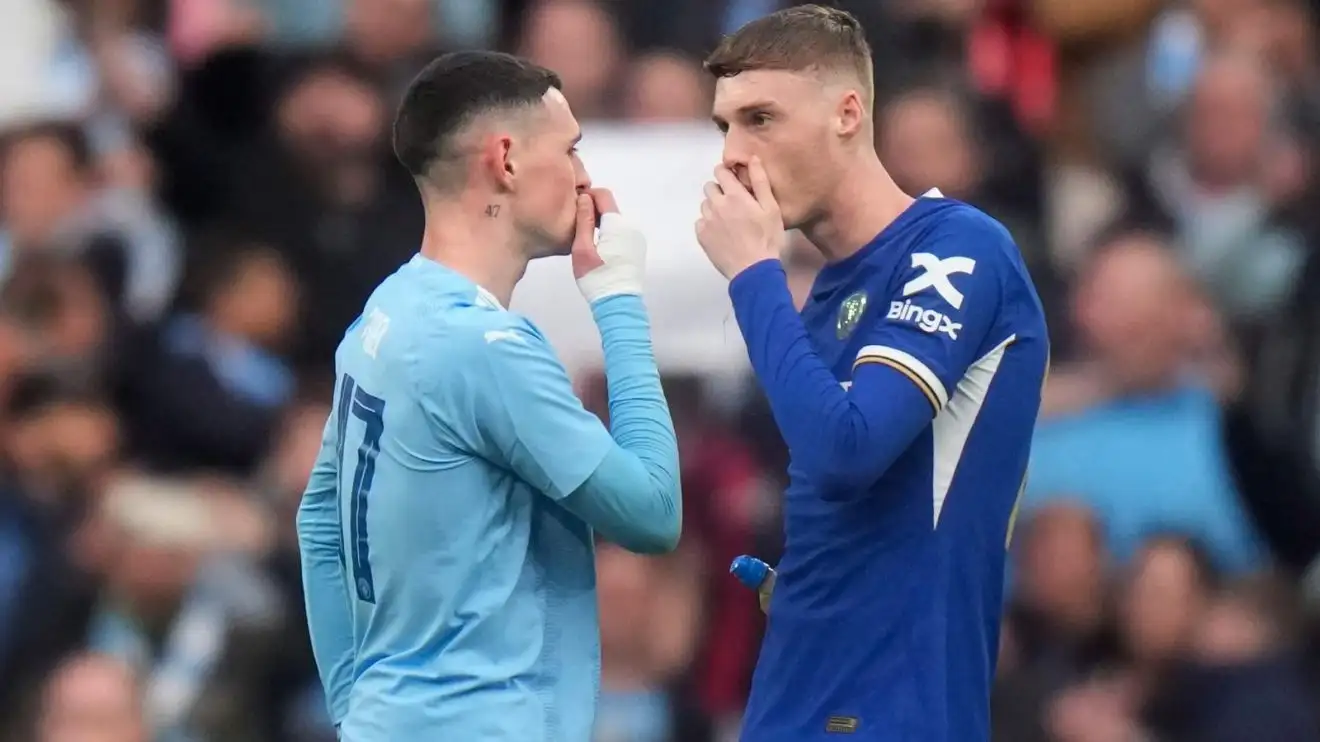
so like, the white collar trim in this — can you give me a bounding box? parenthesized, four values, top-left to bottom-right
(474, 285, 503, 310)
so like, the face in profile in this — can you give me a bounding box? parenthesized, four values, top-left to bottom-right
(510, 88, 591, 258)
(711, 69, 845, 229)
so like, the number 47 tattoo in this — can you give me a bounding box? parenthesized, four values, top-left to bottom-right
(485, 204, 500, 217)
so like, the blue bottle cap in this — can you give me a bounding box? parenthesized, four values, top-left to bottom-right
(730, 555, 770, 590)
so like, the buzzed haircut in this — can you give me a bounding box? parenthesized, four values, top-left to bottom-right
(393, 51, 562, 187)
(704, 4, 874, 101)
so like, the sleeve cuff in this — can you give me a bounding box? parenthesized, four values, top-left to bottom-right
(728, 259, 787, 308)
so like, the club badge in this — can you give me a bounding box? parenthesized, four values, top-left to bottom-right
(836, 291, 867, 339)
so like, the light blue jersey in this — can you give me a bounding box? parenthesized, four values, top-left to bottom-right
(297, 255, 680, 741)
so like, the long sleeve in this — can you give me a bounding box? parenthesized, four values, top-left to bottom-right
(727, 214, 1016, 492)
(296, 411, 355, 726)
(729, 260, 936, 490)
(449, 294, 680, 554)
(560, 294, 681, 553)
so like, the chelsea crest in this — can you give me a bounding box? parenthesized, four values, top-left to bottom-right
(836, 291, 868, 339)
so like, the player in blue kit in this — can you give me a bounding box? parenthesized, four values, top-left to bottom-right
(695, 6, 1047, 742)
(295, 52, 681, 741)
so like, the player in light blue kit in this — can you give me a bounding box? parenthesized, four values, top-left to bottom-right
(295, 51, 682, 741)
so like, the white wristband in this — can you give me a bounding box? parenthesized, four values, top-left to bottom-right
(576, 213, 647, 303)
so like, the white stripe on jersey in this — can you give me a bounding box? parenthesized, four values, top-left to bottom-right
(929, 335, 1016, 526)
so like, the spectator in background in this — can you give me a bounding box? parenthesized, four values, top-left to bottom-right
(0, 122, 180, 326)
(879, 86, 986, 203)
(1147, 574, 1320, 741)
(338, 0, 446, 104)
(34, 652, 148, 742)
(1042, 535, 1228, 742)
(0, 380, 119, 727)
(87, 473, 280, 742)
(877, 84, 1069, 353)
(1124, 51, 1307, 323)
(168, 0, 267, 69)
(1028, 0, 1162, 166)
(228, 55, 420, 372)
(622, 51, 709, 122)
(1009, 504, 1114, 668)
(155, 0, 441, 226)
(866, 0, 983, 100)
(880, 88, 1056, 267)
(117, 242, 296, 474)
(994, 503, 1117, 742)
(1026, 230, 1261, 571)
(0, 254, 116, 390)
(1044, 672, 1151, 742)
(518, 0, 624, 119)
(1117, 536, 1219, 685)
(45, 0, 176, 142)
(595, 543, 706, 742)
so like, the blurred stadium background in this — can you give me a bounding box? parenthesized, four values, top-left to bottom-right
(1, 0, 1319, 741)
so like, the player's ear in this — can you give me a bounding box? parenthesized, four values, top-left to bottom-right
(483, 134, 517, 192)
(836, 90, 866, 139)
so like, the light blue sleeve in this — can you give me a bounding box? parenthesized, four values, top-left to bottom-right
(460, 318, 618, 500)
(296, 396, 355, 726)
(447, 297, 680, 552)
(560, 295, 681, 553)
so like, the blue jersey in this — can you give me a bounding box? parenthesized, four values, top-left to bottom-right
(730, 193, 1047, 742)
(298, 255, 638, 741)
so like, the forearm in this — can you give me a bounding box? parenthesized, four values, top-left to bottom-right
(561, 294, 680, 552)
(296, 468, 355, 724)
(728, 260, 931, 488)
(564, 446, 679, 553)
(593, 294, 677, 466)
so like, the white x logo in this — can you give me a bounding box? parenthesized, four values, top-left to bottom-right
(901, 253, 976, 309)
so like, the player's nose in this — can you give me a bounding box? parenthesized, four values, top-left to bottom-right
(721, 132, 751, 172)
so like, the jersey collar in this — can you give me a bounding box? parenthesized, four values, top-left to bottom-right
(474, 285, 503, 310)
(408, 254, 507, 310)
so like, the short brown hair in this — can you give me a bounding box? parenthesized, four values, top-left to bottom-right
(704, 5, 873, 98)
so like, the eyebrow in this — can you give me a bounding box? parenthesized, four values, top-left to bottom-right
(712, 101, 777, 125)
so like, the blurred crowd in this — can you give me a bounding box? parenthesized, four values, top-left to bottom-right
(0, 0, 1319, 741)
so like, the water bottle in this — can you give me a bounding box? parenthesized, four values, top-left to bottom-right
(730, 555, 776, 614)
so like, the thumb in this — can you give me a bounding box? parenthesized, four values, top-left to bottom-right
(747, 156, 779, 213)
(588, 187, 620, 215)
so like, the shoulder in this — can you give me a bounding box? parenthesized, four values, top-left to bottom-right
(401, 306, 560, 396)
(905, 200, 1045, 317)
(912, 200, 1022, 270)
(866, 200, 1018, 306)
